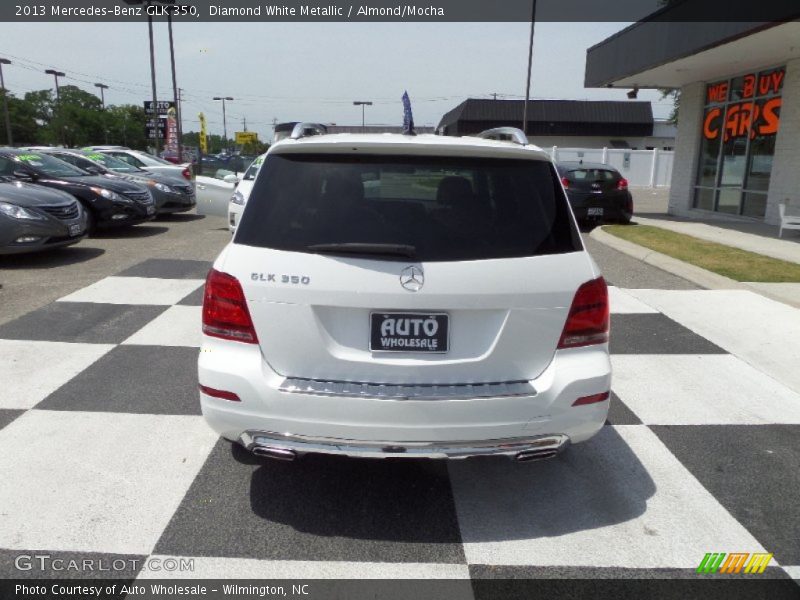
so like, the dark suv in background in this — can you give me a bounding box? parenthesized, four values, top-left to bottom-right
(557, 162, 633, 224)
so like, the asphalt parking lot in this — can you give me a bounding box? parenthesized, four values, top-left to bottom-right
(1, 201, 799, 592)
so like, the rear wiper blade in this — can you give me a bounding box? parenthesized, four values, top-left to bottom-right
(307, 243, 417, 258)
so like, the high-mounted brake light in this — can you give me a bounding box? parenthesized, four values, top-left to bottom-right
(202, 269, 258, 343)
(561, 176, 570, 189)
(558, 277, 609, 349)
(617, 178, 628, 191)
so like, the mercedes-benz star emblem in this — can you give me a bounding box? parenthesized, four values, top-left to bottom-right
(399, 266, 424, 292)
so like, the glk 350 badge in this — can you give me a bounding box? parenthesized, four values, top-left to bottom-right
(251, 273, 311, 285)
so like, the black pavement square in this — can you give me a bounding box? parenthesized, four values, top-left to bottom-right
(155, 439, 466, 564)
(469, 566, 799, 600)
(118, 259, 212, 280)
(37, 345, 200, 415)
(652, 425, 800, 566)
(0, 302, 167, 344)
(610, 314, 726, 355)
(0, 409, 24, 432)
(177, 285, 205, 306)
(0, 548, 145, 579)
(605, 391, 642, 426)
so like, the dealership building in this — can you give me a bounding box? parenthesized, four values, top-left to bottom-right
(585, 17, 800, 226)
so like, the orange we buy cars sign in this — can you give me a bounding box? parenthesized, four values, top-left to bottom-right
(703, 68, 784, 142)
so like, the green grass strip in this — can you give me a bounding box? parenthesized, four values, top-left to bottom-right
(602, 225, 800, 283)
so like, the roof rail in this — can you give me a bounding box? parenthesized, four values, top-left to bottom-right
(290, 122, 329, 140)
(476, 127, 529, 146)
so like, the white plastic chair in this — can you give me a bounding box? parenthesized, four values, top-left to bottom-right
(779, 202, 800, 238)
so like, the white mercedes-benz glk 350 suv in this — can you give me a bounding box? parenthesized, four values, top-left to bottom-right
(198, 124, 611, 463)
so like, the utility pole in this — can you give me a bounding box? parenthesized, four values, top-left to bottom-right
(492, 93, 498, 101)
(147, 9, 159, 153)
(242, 116, 247, 132)
(0, 58, 12, 146)
(167, 10, 182, 161)
(522, 0, 537, 135)
(94, 83, 109, 144)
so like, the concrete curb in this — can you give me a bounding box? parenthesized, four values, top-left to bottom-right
(589, 226, 800, 309)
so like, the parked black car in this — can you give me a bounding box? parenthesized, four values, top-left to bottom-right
(557, 161, 633, 224)
(0, 179, 87, 254)
(39, 149, 196, 215)
(0, 149, 155, 232)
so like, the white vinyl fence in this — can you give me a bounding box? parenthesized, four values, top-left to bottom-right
(544, 147, 674, 188)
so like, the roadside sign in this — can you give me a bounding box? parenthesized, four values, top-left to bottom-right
(235, 131, 258, 145)
(144, 100, 175, 141)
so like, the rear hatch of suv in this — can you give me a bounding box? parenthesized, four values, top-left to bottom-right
(224, 147, 596, 385)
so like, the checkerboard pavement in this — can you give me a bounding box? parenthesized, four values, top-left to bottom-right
(1, 258, 799, 589)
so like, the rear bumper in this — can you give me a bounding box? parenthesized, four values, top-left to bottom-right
(239, 431, 569, 461)
(199, 338, 611, 456)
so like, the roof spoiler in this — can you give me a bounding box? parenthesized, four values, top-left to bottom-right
(290, 122, 329, 140)
(475, 127, 529, 146)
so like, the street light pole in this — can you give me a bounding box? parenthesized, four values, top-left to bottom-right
(0, 58, 12, 146)
(353, 101, 373, 129)
(94, 83, 109, 144)
(522, 0, 537, 136)
(44, 68, 65, 101)
(213, 96, 233, 152)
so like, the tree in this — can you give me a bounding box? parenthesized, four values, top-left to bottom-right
(659, 88, 681, 124)
(0, 90, 43, 145)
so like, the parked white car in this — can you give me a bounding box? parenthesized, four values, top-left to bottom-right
(195, 173, 238, 217)
(228, 154, 265, 233)
(198, 124, 611, 463)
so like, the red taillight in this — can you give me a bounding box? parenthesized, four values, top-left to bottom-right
(182, 167, 191, 180)
(202, 269, 258, 343)
(561, 176, 570, 189)
(572, 391, 610, 406)
(617, 178, 628, 191)
(558, 277, 609, 349)
(199, 384, 241, 402)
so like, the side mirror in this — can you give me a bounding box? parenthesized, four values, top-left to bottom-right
(85, 166, 103, 175)
(13, 170, 34, 182)
(223, 174, 239, 184)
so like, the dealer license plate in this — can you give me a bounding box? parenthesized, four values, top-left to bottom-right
(588, 207, 604, 216)
(68, 223, 83, 236)
(146, 206, 156, 215)
(370, 312, 449, 353)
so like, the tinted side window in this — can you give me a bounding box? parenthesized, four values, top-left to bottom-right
(235, 154, 581, 261)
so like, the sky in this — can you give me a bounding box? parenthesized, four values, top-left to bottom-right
(0, 22, 672, 141)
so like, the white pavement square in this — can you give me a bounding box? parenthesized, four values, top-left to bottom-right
(58, 276, 204, 306)
(0, 340, 113, 409)
(611, 354, 800, 425)
(626, 289, 800, 395)
(449, 426, 766, 568)
(0, 410, 218, 555)
(608, 287, 659, 314)
(137, 557, 472, 579)
(122, 306, 203, 347)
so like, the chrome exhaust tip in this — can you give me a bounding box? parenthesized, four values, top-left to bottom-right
(515, 449, 559, 462)
(251, 445, 297, 461)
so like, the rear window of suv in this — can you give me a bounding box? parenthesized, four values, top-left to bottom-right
(235, 154, 581, 262)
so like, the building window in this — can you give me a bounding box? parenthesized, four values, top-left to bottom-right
(693, 66, 784, 219)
